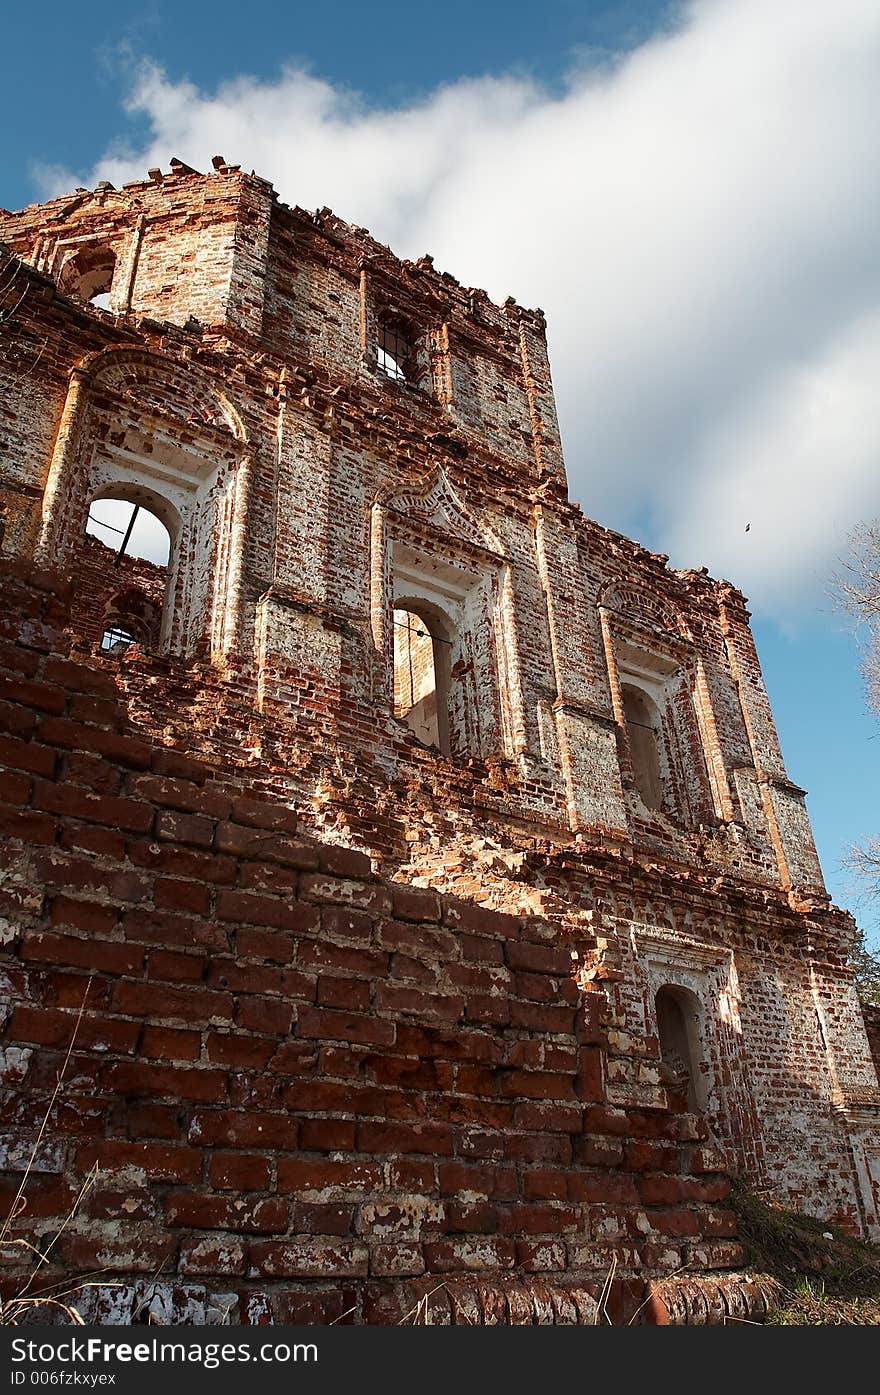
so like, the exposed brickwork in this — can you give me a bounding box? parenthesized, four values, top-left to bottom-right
(0, 570, 749, 1321)
(68, 535, 166, 651)
(864, 1005, 880, 1080)
(1, 162, 879, 1321)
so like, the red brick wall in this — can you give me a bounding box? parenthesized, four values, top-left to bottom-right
(863, 1005, 880, 1079)
(0, 564, 755, 1325)
(1, 166, 877, 1302)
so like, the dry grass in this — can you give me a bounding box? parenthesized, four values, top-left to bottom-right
(0, 983, 99, 1326)
(730, 1180, 880, 1325)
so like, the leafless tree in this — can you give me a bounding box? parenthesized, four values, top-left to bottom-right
(835, 521, 880, 998)
(0, 245, 48, 384)
(837, 521, 880, 714)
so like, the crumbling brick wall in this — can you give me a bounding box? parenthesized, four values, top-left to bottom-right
(0, 564, 767, 1325)
(864, 1005, 880, 1080)
(66, 534, 166, 651)
(1, 162, 879, 1282)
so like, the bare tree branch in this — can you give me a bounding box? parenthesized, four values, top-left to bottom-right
(833, 526, 880, 993)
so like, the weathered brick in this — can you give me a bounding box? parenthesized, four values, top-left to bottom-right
(292, 1202, 355, 1235)
(236, 994, 294, 1035)
(189, 1111, 296, 1150)
(130, 773, 231, 820)
(155, 809, 215, 849)
(205, 1032, 276, 1070)
(178, 1236, 248, 1276)
(375, 983, 464, 1023)
(32, 779, 153, 834)
(101, 1062, 227, 1103)
(234, 926, 296, 962)
(443, 903, 521, 938)
(357, 1122, 454, 1155)
(76, 1141, 202, 1183)
(216, 889, 312, 932)
(153, 877, 213, 915)
(140, 1025, 201, 1062)
(165, 1192, 288, 1232)
(299, 875, 392, 914)
(0, 733, 56, 777)
(208, 1152, 272, 1191)
(0, 676, 65, 715)
(299, 1118, 357, 1152)
(391, 885, 442, 923)
(250, 1239, 368, 1278)
(318, 843, 372, 879)
(422, 1238, 516, 1272)
(317, 975, 371, 1012)
(0, 806, 57, 844)
(59, 822, 127, 860)
(296, 1006, 394, 1047)
(110, 980, 234, 1023)
(276, 1159, 383, 1194)
(10, 1006, 140, 1054)
(22, 930, 141, 976)
(149, 948, 207, 982)
(229, 796, 299, 834)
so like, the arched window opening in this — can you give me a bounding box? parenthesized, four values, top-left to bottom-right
(59, 245, 117, 309)
(377, 319, 416, 384)
(100, 585, 162, 655)
(86, 497, 171, 566)
(655, 985, 705, 1112)
(392, 606, 451, 755)
(622, 683, 664, 812)
(41, 351, 245, 664)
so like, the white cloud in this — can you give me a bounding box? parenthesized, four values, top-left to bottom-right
(667, 308, 880, 607)
(41, 0, 880, 615)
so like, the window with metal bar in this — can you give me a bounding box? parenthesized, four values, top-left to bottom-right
(101, 625, 135, 653)
(622, 683, 664, 811)
(377, 320, 414, 384)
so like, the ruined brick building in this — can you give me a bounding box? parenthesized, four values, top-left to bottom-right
(1, 159, 879, 1324)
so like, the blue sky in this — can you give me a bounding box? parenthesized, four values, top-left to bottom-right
(3, 0, 879, 937)
(1, 1, 673, 211)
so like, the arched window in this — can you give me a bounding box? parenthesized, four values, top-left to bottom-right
(37, 349, 246, 664)
(392, 604, 451, 755)
(58, 244, 117, 309)
(86, 496, 172, 566)
(622, 683, 663, 811)
(100, 585, 162, 653)
(655, 984, 705, 1112)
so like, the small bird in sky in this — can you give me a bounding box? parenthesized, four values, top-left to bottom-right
(745, 523, 751, 532)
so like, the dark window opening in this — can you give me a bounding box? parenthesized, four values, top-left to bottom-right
(101, 626, 136, 653)
(622, 683, 664, 812)
(59, 245, 117, 309)
(655, 985, 704, 1112)
(393, 606, 451, 755)
(377, 320, 415, 384)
